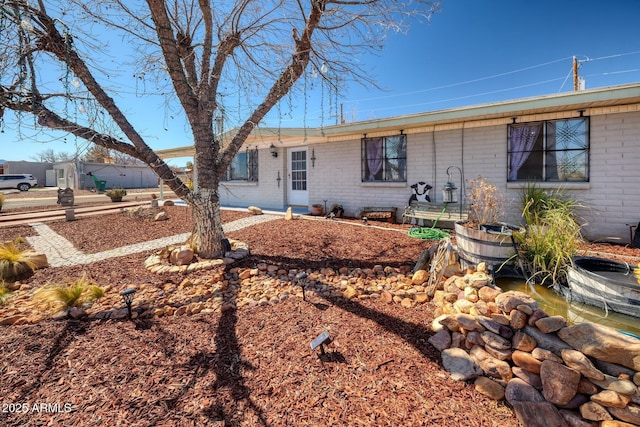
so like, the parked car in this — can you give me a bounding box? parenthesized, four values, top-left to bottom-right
(0, 174, 38, 191)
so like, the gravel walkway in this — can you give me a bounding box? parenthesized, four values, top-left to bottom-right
(26, 214, 281, 267)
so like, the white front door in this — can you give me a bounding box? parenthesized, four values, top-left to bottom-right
(287, 147, 309, 206)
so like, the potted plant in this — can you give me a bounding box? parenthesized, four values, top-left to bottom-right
(105, 187, 127, 202)
(454, 177, 520, 273)
(310, 203, 323, 216)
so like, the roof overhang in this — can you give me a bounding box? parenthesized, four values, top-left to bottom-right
(157, 83, 640, 159)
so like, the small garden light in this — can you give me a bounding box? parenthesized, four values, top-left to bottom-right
(295, 272, 308, 301)
(120, 288, 136, 318)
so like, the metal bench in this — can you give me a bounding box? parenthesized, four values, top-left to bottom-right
(359, 206, 398, 223)
(402, 201, 467, 229)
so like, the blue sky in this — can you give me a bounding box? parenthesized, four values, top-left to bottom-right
(2, 0, 640, 166)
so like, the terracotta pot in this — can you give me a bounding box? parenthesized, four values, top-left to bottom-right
(310, 205, 323, 216)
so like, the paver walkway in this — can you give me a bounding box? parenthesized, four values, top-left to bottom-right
(26, 214, 281, 267)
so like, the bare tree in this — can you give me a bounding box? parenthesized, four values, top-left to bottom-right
(0, 0, 439, 258)
(31, 148, 73, 162)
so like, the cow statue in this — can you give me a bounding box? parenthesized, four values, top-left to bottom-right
(408, 181, 432, 204)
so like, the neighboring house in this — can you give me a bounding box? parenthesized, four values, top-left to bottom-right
(53, 161, 159, 190)
(1, 159, 158, 190)
(157, 83, 640, 243)
(2, 161, 51, 186)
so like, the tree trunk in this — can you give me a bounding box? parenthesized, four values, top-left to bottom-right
(191, 188, 225, 259)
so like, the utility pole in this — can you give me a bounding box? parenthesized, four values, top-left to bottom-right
(573, 56, 586, 91)
(573, 56, 579, 91)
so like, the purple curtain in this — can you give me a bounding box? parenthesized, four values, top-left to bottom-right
(366, 138, 383, 181)
(509, 125, 542, 180)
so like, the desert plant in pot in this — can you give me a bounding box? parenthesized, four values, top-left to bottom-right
(105, 187, 127, 202)
(454, 177, 520, 275)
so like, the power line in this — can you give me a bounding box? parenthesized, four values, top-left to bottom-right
(344, 50, 640, 107)
(344, 56, 574, 104)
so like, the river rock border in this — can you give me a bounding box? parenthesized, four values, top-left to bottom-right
(144, 239, 250, 274)
(427, 264, 640, 427)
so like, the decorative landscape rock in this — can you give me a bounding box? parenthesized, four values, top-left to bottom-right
(247, 206, 263, 215)
(505, 378, 569, 427)
(441, 347, 482, 381)
(558, 323, 640, 371)
(561, 348, 605, 381)
(474, 376, 505, 400)
(540, 360, 581, 406)
(425, 258, 640, 426)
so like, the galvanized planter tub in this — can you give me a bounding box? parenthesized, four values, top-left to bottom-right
(454, 221, 521, 273)
(563, 256, 640, 318)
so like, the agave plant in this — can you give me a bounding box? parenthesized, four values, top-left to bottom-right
(34, 273, 105, 314)
(0, 241, 37, 280)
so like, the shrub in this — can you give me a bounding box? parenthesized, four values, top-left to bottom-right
(466, 177, 503, 225)
(0, 282, 12, 305)
(105, 187, 127, 198)
(514, 183, 583, 286)
(0, 241, 37, 280)
(0, 192, 5, 210)
(34, 273, 105, 314)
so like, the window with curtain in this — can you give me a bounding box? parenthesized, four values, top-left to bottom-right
(507, 118, 589, 182)
(223, 148, 259, 181)
(361, 134, 407, 182)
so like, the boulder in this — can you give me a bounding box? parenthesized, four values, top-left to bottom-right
(558, 409, 595, 427)
(475, 376, 505, 400)
(535, 315, 568, 333)
(470, 346, 512, 382)
(441, 347, 483, 381)
(512, 350, 543, 374)
(557, 323, 640, 371)
(247, 206, 263, 215)
(512, 331, 537, 352)
(495, 290, 538, 313)
(591, 390, 632, 409)
(481, 331, 511, 350)
(523, 325, 572, 356)
(608, 404, 640, 425)
(561, 349, 605, 381)
(154, 211, 169, 221)
(427, 329, 451, 352)
(505, 378, 569, 427)
(512, 366, 543, 389)
(454, 313, 484, 332)
(540, 360, 581, 406)
(579, 401, 613, 422)
(284, 207, 294, 220)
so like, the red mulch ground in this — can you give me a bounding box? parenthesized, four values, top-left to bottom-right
(1, 195, 639, 426)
